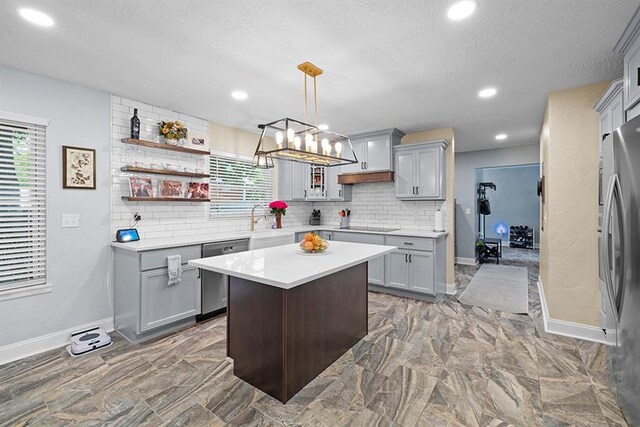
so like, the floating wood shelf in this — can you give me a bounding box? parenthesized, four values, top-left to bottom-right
(122, 197, 210, 202)
(121, 138, 210, 156)
(338, 170, 394, 184)
(121, 166, 210, 178)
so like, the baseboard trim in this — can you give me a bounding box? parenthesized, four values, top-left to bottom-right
(537, 276, 606, 344)
(0, 317, 114, 366)
(446, 282, 457, 295)
(455, 257, 477, 266)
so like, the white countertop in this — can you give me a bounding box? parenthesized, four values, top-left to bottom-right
(189, 241, 397, 289)
(110, 225, 448, 252)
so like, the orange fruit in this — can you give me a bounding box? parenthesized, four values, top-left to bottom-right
(304, 233, 315, 242)
(303, 241, 315, 251)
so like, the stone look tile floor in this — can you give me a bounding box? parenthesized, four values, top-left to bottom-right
(0, 249, 627, 426)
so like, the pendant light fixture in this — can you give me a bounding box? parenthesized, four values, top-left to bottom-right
(253, 62, 358, 168)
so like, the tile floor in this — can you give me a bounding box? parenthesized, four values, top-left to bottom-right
(0, 249, 627, 426)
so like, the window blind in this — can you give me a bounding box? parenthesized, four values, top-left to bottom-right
(210, 154, 273, 216)
(0, 117, 46, 291)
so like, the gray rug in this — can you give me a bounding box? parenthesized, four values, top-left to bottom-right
(458, 264, 528, 314)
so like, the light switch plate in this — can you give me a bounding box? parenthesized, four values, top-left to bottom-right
(61, 214, 80, 228)
(465, 208, 471, 215)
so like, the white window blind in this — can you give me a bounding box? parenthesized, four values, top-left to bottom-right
(210, 154, 273, 216)
(0, 117, 46, 291)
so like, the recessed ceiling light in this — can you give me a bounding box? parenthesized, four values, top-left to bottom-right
(231, 90, 248, 100)
(318, 124, 329, 131)
(478, 87, 497, 98)
(495, 134, 507, 140)
(447, 0, 478, 21)
(18, 8, 54, 27)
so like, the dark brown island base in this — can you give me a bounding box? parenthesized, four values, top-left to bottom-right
(189, 240, 395, 403)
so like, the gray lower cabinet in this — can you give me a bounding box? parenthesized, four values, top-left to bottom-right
(386, 250, 434, 294)
(332, 231, 385, 286)
(387, 251, 410, 289)
(408, 251, 435, 294)
(113, 244, 201, 343)
(140, 265, 199, 332)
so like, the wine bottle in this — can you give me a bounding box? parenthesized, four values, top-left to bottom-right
(130, 108, 140, 139)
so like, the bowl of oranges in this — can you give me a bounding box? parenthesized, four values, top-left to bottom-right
(298, 232, 329, 254)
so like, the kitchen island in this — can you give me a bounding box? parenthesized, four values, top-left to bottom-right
(189, 241, 396, 403)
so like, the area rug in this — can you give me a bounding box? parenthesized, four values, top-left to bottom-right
(457, 264, 528, 314)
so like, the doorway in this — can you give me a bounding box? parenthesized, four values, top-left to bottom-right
(476, 164, 540, 263)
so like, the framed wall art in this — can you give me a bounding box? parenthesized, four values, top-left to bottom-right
(63, 145, 96, 189)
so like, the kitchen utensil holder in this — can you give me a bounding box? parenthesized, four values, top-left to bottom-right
(340, 217, 350, 228)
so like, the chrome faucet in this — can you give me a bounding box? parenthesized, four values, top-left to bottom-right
(250, 204, 268, 231)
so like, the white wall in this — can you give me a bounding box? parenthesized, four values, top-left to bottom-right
(455, 144, 540, 260)
(0, 65, 111, 347)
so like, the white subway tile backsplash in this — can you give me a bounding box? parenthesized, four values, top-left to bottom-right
(110, 95, 313, 240)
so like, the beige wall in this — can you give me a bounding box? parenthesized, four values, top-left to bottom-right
(208, 121, 280, 186)
(539, 81, 609, 326)
(402, 128, 456, 288)
(208, 122, 275, 156)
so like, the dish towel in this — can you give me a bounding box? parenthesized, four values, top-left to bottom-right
(167, 255, 183, 286)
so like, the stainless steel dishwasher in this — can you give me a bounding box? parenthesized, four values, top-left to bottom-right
(196, 239, 249, 322)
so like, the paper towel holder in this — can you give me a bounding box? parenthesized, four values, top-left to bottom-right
(433, 208, 445, 232)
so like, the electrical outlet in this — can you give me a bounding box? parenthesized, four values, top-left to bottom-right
(61, 214, 80, 228)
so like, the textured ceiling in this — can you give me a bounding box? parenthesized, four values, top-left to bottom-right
(0, 0, 636, 151)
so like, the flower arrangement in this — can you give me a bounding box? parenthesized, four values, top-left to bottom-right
(159, 121, 188, 141)
(269, 200, 288, 228)
(269, 200, 288, 216)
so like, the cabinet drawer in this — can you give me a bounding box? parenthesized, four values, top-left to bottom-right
(385, 236, 434, 251)
(140, 245, 201, 271)
(332, 232, 384, 245)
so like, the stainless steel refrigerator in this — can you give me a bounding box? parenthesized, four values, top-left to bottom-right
(601, 115, 640, 426)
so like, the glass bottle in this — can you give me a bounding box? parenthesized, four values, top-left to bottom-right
(130, 108, 140, 140)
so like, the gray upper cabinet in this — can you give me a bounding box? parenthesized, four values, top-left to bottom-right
(277, 161, 307, 201)
(394, 151, 415, 198)
(615, 9, 640, 119)
(279, 161, 351, 202)
(341, 128, 405, 174)
(325, 166, 352, 201)
(394, 139, 449, 200)
(342, 138, 367, 174)
(594, 79, 624, 142)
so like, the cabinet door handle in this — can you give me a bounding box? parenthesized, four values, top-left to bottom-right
(405, 253, 408, 262)
(339, 189, 342, 198)
(364, 161, 367, 170)
(409, 254, 412, 263)
(304, 190, 307, 198)
(404, 242, 414, 246)
(416, 186, 419, 194)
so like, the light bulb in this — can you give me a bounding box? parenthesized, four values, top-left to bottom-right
(275, 131, 284, 148)
(294, 136, 302, 150)
(305, 133, 313, 151)
(335, 141, 343, 156)
(286, 128, 295, 143)
(321, 138, 330, 155)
